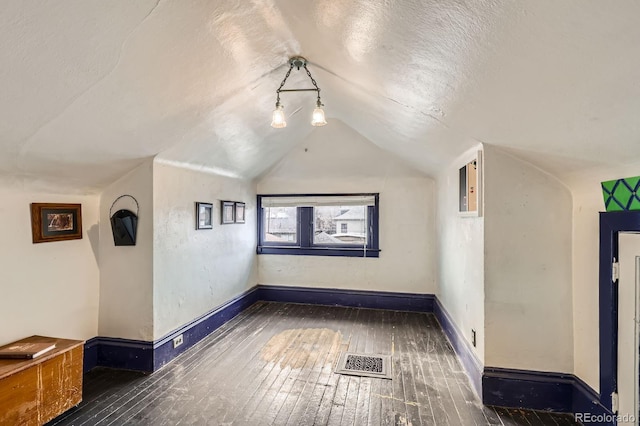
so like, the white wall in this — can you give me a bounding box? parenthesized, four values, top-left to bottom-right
(567, 159, 640, 392)
(153, 161, 258, 339)
(483, 145, 573, 373)
(257, 120, 436, 294)
(436, 145, 485, 363)
(0, 184, 100, 345)
(98, 159, 154, 341)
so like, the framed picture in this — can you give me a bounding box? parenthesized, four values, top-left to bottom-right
(221, 201, 235, 224)
(30, 203, 82, 243)
(459, 150, 483, 217)
(235, 202, 246, 223)
(196, 202, 213, 229)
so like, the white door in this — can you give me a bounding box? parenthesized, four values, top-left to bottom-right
(618, 233, 640, 425)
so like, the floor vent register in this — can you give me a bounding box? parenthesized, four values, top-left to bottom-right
(334, 352, 392, 379)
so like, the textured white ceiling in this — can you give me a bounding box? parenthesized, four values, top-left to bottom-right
(1, 1, 639, 191)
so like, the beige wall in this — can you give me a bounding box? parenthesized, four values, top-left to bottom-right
(258, 120, 437, 295)
(484, 145, 573, 373)
(98, 159, 154, 340)
(436, 144, 485, 364)
(153, 161, 258, 339)
(0, 184, 100, 345)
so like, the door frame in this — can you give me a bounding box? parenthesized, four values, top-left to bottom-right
(600, 211, 640, 411)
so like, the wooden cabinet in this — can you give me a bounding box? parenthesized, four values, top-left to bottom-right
(0, 336, 83, 426)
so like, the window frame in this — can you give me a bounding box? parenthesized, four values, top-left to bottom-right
(260, 205, 300, 246)
(257, 193, 380, 258)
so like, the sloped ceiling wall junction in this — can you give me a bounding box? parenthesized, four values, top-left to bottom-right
(1, 1, 639, 191)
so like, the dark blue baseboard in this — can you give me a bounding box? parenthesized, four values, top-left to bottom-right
(257, 284, 434, 312)
(484, 367, 613, 424)
(483, 367, 574, 412)
(83, 286, 260, 372)
(433, 298, 483, 397)
(152, 285, 261, 371)
(83, 285, 433, 372)
(96, 337, 154, 372)
(573, 376, 613, 425)
(83, 338, 99, 373)
(433, 298, 611, 423)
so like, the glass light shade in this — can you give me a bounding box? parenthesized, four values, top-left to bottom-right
(311, 106, 327, 126)
(271, 105, 286, 128)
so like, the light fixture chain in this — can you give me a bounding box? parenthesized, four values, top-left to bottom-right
(303, 64, 322, 104)
(275, 63, 294, 104)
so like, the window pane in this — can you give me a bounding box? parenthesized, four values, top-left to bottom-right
(314, 205, 367, 245)
(263, 207, 297, 243)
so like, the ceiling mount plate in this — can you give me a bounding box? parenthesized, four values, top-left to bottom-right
(289, 56, 307, 70)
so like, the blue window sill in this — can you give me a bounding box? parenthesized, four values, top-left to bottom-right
(257, 246, 380, 258)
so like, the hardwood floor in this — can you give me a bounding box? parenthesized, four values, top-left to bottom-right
(48, 302, 579, 425)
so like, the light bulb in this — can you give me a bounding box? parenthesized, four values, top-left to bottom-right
(311, 104, 327, 127)
(271, 104, 286, 128)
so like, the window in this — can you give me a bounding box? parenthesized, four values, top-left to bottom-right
(459, 151, 482, 216)
(257, 194, 380, 258)
(263, 206, 297, 243)
(314, 205, 366, 246)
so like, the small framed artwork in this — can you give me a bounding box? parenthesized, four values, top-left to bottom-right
(221, 201, 235, 224)
(235, 202, 246, 223)
(459, 150, 483, 217)
(196, 202, 213, 230)
(30, 203, 82, 243)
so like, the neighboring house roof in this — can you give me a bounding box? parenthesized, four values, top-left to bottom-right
(333, 234, 367, 243)
(334, 209, 366, 220)
(314, 231, 343, 244)
(264, 233, 289, 242)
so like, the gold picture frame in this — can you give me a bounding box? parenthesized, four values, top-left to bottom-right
(30, 203, 82, 243)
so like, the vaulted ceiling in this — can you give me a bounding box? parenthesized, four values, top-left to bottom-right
(2, 1, 639, 192)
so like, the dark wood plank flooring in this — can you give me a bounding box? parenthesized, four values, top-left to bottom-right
(47, 302, 579, 425)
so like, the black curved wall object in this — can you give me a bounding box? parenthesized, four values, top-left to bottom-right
(109, 195, 139, 246)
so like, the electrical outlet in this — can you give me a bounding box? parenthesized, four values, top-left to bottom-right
(173, 334, 184, 349)
(471, 329, 476, 347)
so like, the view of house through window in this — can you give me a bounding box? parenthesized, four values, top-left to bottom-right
(313, 205, 367, 245)
(257, 194, 379, 258)
(263, 207, 297, 243)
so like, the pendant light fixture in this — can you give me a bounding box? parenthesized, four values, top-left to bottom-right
(271, 57, 327, 128)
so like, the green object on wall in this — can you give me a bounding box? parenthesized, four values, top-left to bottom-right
(602, 176, 640, 211)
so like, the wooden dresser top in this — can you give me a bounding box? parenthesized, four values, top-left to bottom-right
(0, 335, 84, 380)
